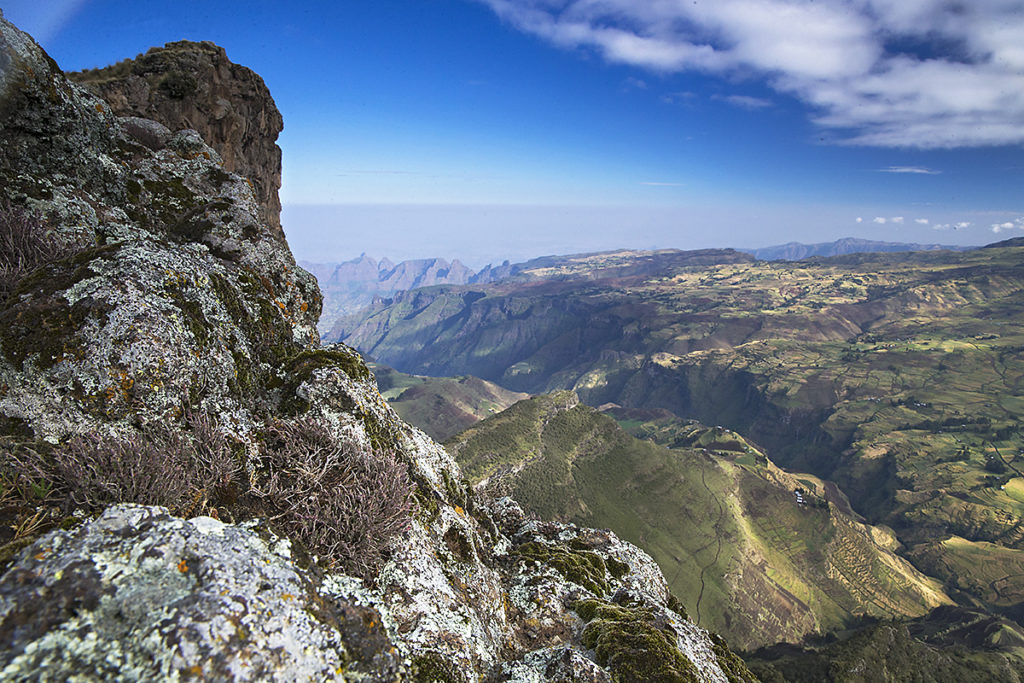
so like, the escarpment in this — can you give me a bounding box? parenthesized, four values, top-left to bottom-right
(69, 39, 285, 239)
(0, 13, 753, 681)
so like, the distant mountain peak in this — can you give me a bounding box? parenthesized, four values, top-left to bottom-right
(746, 237, 971, 261)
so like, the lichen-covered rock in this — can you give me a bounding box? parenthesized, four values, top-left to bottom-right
(0, 12, 755, 682)
(0, 10, 319, 443)
(69, 40, 285, 238)
(0, 505, 400, 681)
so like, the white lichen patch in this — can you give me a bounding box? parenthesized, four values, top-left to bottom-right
(0, 505, 356, 682)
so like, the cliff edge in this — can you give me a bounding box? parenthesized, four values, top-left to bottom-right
(69, 39, 285, 239)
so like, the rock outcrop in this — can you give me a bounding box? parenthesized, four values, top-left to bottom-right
(69, 40, 285, 239)
(0, 12, 753, 680)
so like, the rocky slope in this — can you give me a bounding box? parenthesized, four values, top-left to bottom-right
(69, 39, 285, 238)
(0, 13, 752, 681)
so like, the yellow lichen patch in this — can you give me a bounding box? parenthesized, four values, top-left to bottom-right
(651, 352, 680, 368)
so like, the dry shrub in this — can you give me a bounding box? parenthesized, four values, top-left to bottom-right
(2, 411, 411, 578)
(257, 417, 412, 578)
(1, 412, 243, 517)
(0, 202, 81, 301)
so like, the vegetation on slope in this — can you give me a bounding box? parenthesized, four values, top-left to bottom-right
(372, 363, 528, 441)
(446, 393, 950, 649)
(746, 606, 1024, 682)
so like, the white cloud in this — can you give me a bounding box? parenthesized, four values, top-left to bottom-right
(991, 217, 1024, 233)
(872, 215, 912, 225)
(661, 91, 698, 105)
(915, 218, 930, 224)
(480, 0, 1024, 148)
(712, 94, 774, 109)
(934, 221, 973, 230)
(856, 217, 863, 223)
(879, 166, 941, 175)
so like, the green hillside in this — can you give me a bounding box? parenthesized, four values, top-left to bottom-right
(446, 392, 950, 649)
(340, 245, 1024, 614)
(371, 363, 528, 441)
(746, 606, 1024, 682)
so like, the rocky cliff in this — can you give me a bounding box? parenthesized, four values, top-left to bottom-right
(69, 40, 285, 239)
(0, 13, 752, 681)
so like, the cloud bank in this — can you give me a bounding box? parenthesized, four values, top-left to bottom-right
(992, 217, 1024, 233)
(480, 0, 1024, 148)
(878, 166, 942, 175)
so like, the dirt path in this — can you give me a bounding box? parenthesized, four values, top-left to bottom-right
(694, 456, 726, 626)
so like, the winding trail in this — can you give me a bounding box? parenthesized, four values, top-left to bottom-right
(694, 456, 726, 626)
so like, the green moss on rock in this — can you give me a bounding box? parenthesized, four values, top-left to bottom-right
(0, 292, 111, 370)
(441, 469, 472, 511)
(162, 284, 210, 347)
(708, 632, 758, 683)
(7, 244, 119, 301)
(131, 176, 200, 232)
(514, 540, 613, 596)
(279, 349, 370, 416)
(666, 593, 689, 621)
(575, 599, 700, 682)
(410, 469, 442, 524)
(410, 652, 466, 683)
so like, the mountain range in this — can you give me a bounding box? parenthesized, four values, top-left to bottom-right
(301, 254, 522, 331)
(333, 239, 1024, 667)
(742, 237, 970, 261)
(310, 238, 974, 332)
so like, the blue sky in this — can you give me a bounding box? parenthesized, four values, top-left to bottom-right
(4, 0, 1024, 267)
